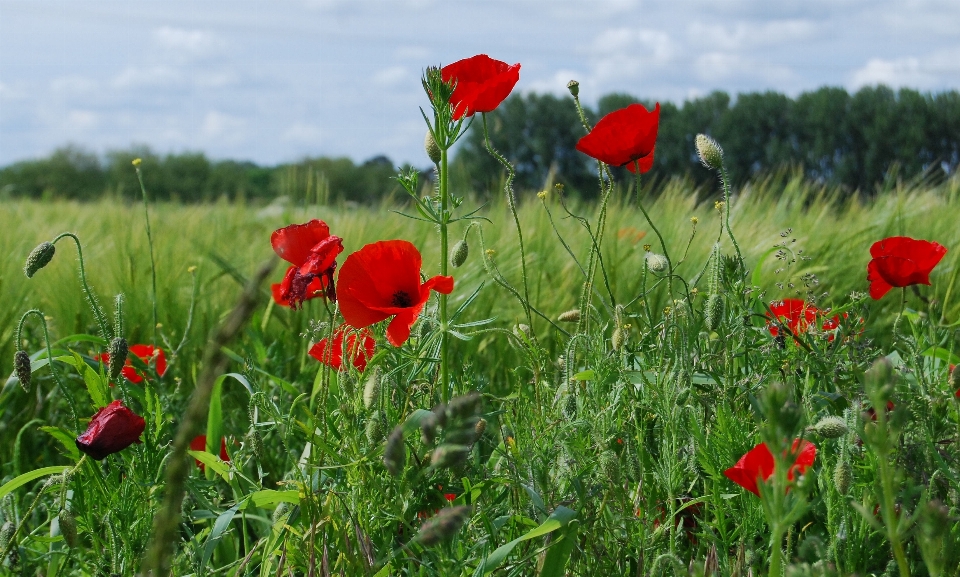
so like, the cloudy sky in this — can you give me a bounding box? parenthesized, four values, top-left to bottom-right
(1, 0, 958, 167)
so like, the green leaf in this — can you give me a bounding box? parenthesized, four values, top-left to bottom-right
(921, 346, 960, 366)
(538, 519, 579, 577)
(189, 450, 231, 482)
(245, 490, 300, 509)
(56, 353, 109, 408)
(572, 370, 595, 381)
(205, 373, 253, 481)
(480, 506, 577, 574)
(39, 426, 81, 460)
(0, 466, 71, 501)
(751, 246, 781, 288)
(200, 499, 245, 573)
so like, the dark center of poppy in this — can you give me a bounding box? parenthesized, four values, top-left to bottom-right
(391, 291, 413, 308)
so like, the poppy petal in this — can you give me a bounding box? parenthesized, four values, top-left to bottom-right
(386, 309, 419, 347)
(271, 220, 332, 267)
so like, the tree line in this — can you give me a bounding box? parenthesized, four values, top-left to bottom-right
(2, 85, 958, 203)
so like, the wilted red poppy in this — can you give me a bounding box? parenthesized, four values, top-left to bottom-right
(189, 435, 230, 471)
(441, 54, 520, 120)
(867, 236, 947, 299)
(724, 440, 817, 497)
(575, 103, 660, 174)
(337, 240, 454, 347)
(308, 324, 375, 372)
(767, 299, 843, 340)
(271, 220, 343, 308)
(95, 344, 167, 384)
(75, 400, 146, 460)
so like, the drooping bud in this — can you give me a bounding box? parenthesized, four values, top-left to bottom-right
(834, 460, 852, 494)
(366, 411, 387, 445)
(24, 241, 56, 278)
(0, 521, 14, 554)
(362, 368, 380, 410)
(424, 131, 442, 164)
(558, 309, 581, 323)
(704, 294, 724, 332)
(14, 350, 31, 392)
(431, 444, 470, 469)
(695, 134, 723, 170)
(107, 337, 128, 380)
(58, 510, 78, 548)
(563, 390, 577, 419)
(645, 252, 668, 273)
(383, 426, 405, 476)
(813, 416, 848, 439)
(566, 80, 580, 97)
(611, 327, 626, 351)
(451, 240, 468, 268)
(412, 505, 471, 547)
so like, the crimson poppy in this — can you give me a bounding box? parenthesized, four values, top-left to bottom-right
(444, 493, 457, 503)
(336, 240, 454, 347)
(189, 435, 230, 471)
(724, 440, 817, 497)
(75, 400, 146, 460)
(440, 54, 520, 120)
(95, 344, 167, 384)
(575, 103, 660, 174)
(866, 236, 947, 299)
(271, 220, 343, 308)
(767, 299, 844, 340)
(308, 324, 376, 372)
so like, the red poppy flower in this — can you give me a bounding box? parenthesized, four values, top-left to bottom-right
(189, 434, 230, 471)
(441, 54, 521, 120)
(308, 324, 375, 372)
(271, 220, 344, 308)
(337, 240, 454, 347)
(575, 103, 660, 174)
(75, 400, 146, 460)
(767, 299, 843, 340)
(95, 344, 167, 384)
(444, 493, 457, 503)
(867, 236, 947, 300)
(865, 401, 896, 421)
(724, 440, 817, 497)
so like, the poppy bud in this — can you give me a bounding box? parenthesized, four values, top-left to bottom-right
(75, 400, 145, 460)
(475, 417, 487, 437)
(0, 521, 13, 553)
(704, 294, 724, 332)
(366, 411, 387, 445)
(24, 241, 55, 278)
(362, 368, 380, 410)
(813, 416, 848, 439)
(58, 510, 78, 548)
(413, 505, 471, 547)
(563, 391, 577, 419)
(695, 134, 723, 170)
(14, 350, 31, 392)
(558, 309, 581, 323)
(599, 450, 619, 482)
(431, 444, 470, 468)
(611, 327, 626, 351)
(107, 337, 128, 380)
(248, 430, 264, 460)
(384, 426, 405, 476)
(645, 252, 668, 273)
(451, 239, 468, 268)
(834, 460, 852, 495)
(514, 324, 531, 340)
(424, 131, 442, 164)
(566, 80, 579, 97)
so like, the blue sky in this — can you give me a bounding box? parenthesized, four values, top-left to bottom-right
(1, 0, 958, 167)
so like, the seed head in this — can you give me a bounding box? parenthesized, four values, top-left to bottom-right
(14, 350, 31, 392)
(645, 252, 668, 273)
(107, 337, 128, 380)
(383, 426, 405, 476)
(24, 241, 56, 278)
(566, 80, 580, 97)
(695, 134, 723, 170)
(813, 416, 848, 439)
(558, 309, 581, 323)
(833, 460, 852, 494)
(704, 294, 724, 332)
(58, 510, 78, 548)
(451, 239, 469, 268)
(424, 131, 442, 164)
(447, 392, 481, 420)
(412, 505, 471, 547)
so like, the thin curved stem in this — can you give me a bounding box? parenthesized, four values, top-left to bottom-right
(634, 165, 673, 297)
(51, 232, 111, 339)
(134, 166, 160, 343)
(719, 164, 744, 264)
(17, 309, 79, 430)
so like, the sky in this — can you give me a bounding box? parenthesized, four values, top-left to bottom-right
(1, 0, 959, 167)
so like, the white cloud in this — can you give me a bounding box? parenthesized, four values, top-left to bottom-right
(200, 111, 246, 144)
(112, 66, 183, 89)
(687, 19, 817, 51)
(50, 75, 100, 96)
(65, 110, 99, 131)
(524, 69, 585, 97)
(695, 52, 795, 84)
(153, 27, 225, 58)
(372, 66, 409, 87)
(282, 122, 323, 144)
(849, 48, 960, 90)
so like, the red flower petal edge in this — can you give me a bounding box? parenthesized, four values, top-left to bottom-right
(867, 236, 947, 299)
(309, 325, 376, 372)
(723, 440, 816, 497)
(270, 220, 343, 308)
(766, 299, 844, 340)
(575, 103, 660, 173)
(75, 400, 146, 460)
(95, 344, 166, 385)
(190, 435, 230, 471)
(441, 54, 520, 120)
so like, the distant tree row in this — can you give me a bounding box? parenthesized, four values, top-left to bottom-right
(453, 85, 960, 197)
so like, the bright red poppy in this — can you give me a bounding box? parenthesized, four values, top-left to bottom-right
(441, 54, 521, 120)
(767, 299, 844, 340)
(724, 440, 817, 497)
(308, 324, 376, 372)
(75, 400, 146, 460)
(867, 236, 947, 300)
(189, 434, 230, 471)
(271, 220, 343, 308)
(336, 240, 454, 347)
(444, 493, 457, 503)
(95, 344, 167, 384)
(575, 103, 660, 174)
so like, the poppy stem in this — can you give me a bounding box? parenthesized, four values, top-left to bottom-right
(134, 165, 160, 345)
(439, 145, 451, 404)
(50, 232, 111, 340)
(633, 165, 673, 297)
(16, 309, 79, 430)
(718, 164, 744, 265)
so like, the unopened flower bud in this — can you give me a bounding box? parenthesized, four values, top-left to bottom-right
(599, 450, 619, 482)
(0, 521, 14, 553)
(362, 368, 380, 410)
(558, 309, 581, 323)
(645, 252, 668, 273)
(451, 240, 468, 268)
(475, 417, 487, 437)
(108, 337, 128, 380)
(566, 80, 580, 97)
(272, 502, 288, 523)
(132, 158, 142, 167)
(563, 391, 577, 418)
(704, 294, 724, 332)
(383, 426, 405, 476)
(611, 327, 626, 351)
(695, 134, 723, 170)
(950, 365, 960, 390)
(366, 411, 387, 445)
(58, 510, 77, 548)
(514, 324, 531, 340)
(14, 350, 31, 392)
(24, 241, 56, 278)
(413, 505, 471, 547)
(813, 416, 848, 439)
(424, 131, 442, 164)
(834, 460, 852, 494)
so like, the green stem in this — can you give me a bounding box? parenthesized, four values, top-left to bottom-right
(634, 164, 673, 297)
(718, 164, 743, 264)
(51, 232, 111, 339)
(439, 146, 450, 404)
(134, 166, 160, 344)
(17, 310, 79, 430)
(769, 526, 784, 577)
(878, 453, 912, 577)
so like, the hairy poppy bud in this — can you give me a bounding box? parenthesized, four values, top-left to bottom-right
(75, 400, 145, 460)
(384, 426, 405, 476)
(563, 391, 577, 419)
(24, 241, 55, 278)
(272, 502, 288, 523)
(704, 294, 724, 332)
(611, 327, 626, 351)
(107, 337, 128, 380)
(599, 450, 619, 482)
(366, 411, 387, 445)
(834, 460, 852, 494)
(813, 416, 848, 439)
(424, 131, 442, 164)
(362, 368, 380, 410)
(558, 309, 581, 323)
(451, 240, 468, 268)
(566, 80, 580, 97)
(14, 350, 31, 392)
(413, 505, 471, 547)
(514, 324, 531, 340)
(431, 444, 470, 469)
(645, 252, 668, 273)
(58, 510, 77, 548)
(695, 134, 723, 170)
(0, 521, 13, 553)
